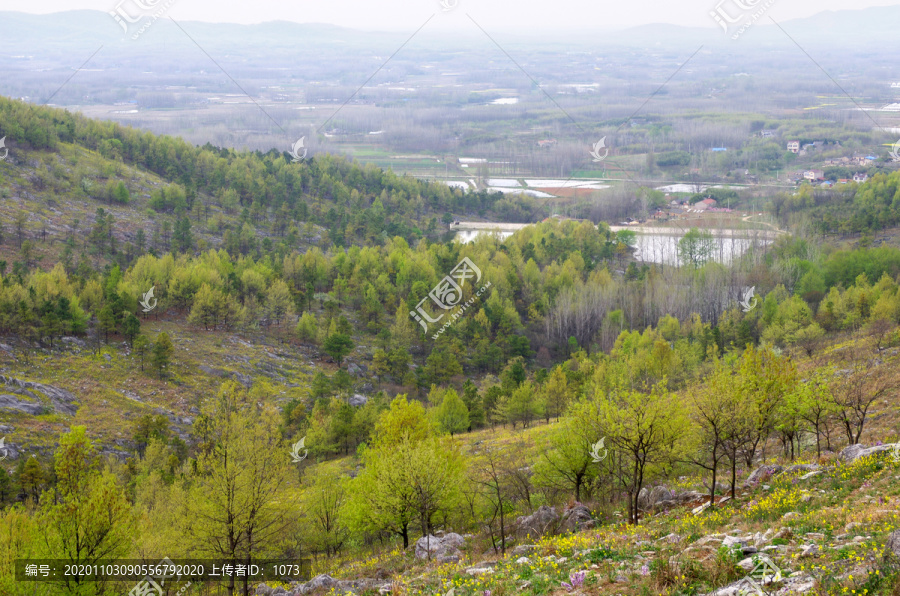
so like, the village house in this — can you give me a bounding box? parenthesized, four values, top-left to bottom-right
(853, 172, 869, 183)
(803, 170, 825, 181)
(694, 198, 718, 210)
(787, 140, 800, 153)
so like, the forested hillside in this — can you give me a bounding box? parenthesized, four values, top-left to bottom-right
(2, 99, 900, 596)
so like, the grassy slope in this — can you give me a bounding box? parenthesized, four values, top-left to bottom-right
(299, 430, 900, 596)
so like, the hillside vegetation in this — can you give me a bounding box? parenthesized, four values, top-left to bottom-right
(1, 100, 900, 596)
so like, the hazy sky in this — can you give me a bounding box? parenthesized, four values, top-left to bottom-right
(0, 0, 897, 31)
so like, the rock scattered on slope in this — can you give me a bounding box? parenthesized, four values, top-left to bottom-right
(745, 464, 783, 485)
(840, 443, 897, 462)
(515, 505, 559, 539)
(414, 533, 465, 562)
(0, 375, 79, 415)
(558, 503, 594, 533)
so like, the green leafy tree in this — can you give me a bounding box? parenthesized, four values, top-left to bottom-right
(589, 383, 689, 524)
(300, 466, 349, 557)
(497, 381, 543, 428)
(133, 334, 150, 371)
(186, 381, 293, 596)
(38, 427, 135, 593)
(152, 332, 174, 379)
(424, 345, 463, 385)
(435, 389, 469, 435)
(533, 405, 599, 502)
(461, 380, 485, 430)
(323, 332, 354, 367)
(123, 312, 140, 347)
(677, 228, 715, 268)
(133, 413, 169, 455)
(17, 457, 46, 504)
(348, 436, 465, 549)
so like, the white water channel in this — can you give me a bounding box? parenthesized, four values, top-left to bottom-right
(454, 225, 773, 265)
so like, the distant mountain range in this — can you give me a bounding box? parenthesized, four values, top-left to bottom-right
(0, 5, 897, 53)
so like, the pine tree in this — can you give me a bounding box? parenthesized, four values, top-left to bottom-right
(152, 332, 174, 379)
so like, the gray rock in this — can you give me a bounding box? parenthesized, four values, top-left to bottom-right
(649, 485, 675, 506)
(722, 536, 747, 549)
(199, 365, 253, 388)
(637, 487, 650, 509)
(746, 465, 784, 485)
(800, 544, 820, 558)
(658, 533, 681, 544)
(778, 464, 820, 476)
(255, 584, 273, 596)
(349, 394, 368, 407)
(0, 375, 79, 415)
(515, 505, 559, 539)
(840, 443, 897, 462)
(511, 544, 537, 555)
(299, 574, 337, 594)
(558, 504, 594, 533)
(886, 530, 900, 559)
(233, 372, 253, 387)
(414, 533, 465, 561)
(466, 566, 495, 575)
(0, 440, 21, 460)
(0, 394, 45, 415)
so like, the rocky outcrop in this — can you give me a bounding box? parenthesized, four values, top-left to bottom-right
(515, 505, 559, 539)
(745, 465, 784, 485)
(515, 504, 595, 538)
(886, 530, 900, 559)
(349, 394, 368, 407)
(840, 443, 897, 462)
(199, 365, 253, 388)
(558, 503, 594, 534)
(414, 533, 465, 562)
(0, 375, 79, 416)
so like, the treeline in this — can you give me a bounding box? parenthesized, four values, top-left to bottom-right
(0, 97, 536, 248)
(4, 219, 900, 380)
(773, 170, 900, 235)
